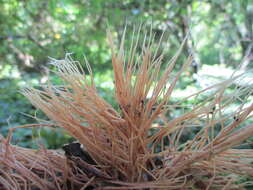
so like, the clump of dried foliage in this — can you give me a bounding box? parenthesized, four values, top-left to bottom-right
(0, 26, 253, 190)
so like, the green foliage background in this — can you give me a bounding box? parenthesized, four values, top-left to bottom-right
(0, 0, 252, 149)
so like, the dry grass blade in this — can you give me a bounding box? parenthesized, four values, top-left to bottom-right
(0, 26, 253, 189)
(0, 136, 67, 190)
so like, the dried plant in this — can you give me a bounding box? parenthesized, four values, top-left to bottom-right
(0, 26, 253, 189)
